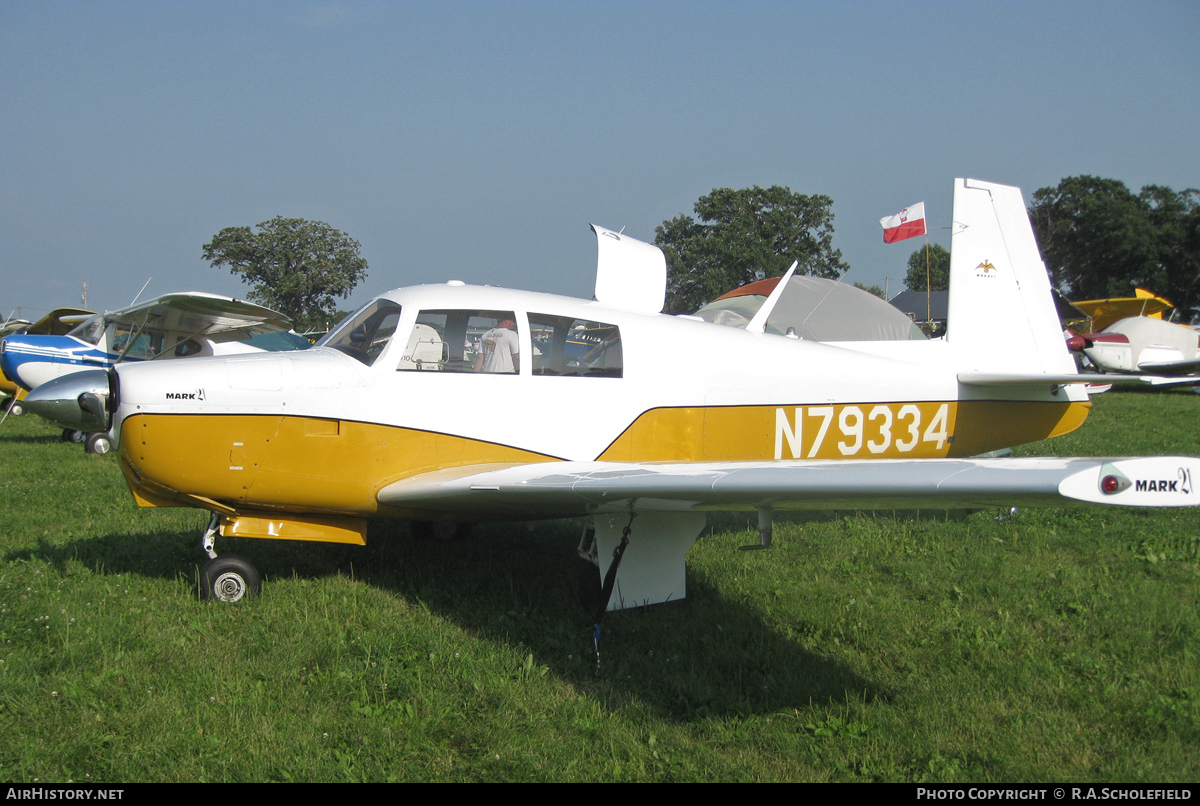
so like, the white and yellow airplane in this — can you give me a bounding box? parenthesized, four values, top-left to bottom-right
(24, 179, 1200, 608)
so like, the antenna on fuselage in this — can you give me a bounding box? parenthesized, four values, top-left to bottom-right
(745, 261, 799, 335)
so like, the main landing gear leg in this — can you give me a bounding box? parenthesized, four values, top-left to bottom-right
(198, 512, 261, 602)
(201, 512, 219, 559)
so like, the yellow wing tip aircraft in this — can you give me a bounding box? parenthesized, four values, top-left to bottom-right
(24, 179, 1200, 609)
(1072, 288, 1174, 334)
(1066, 289, 1200, 381)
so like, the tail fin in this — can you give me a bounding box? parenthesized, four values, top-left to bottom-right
(946, 178, 1075, 375)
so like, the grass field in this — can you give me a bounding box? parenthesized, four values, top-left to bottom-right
(1, 390, 1198, 782)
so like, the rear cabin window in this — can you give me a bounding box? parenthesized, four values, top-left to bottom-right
(397, 310, 520, 374)
(529, 315, 622, 377)
(321, 299, 402, 366)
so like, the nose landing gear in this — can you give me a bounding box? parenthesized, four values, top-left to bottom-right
(197, 512, 262, 602)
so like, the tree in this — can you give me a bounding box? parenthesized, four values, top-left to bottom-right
(203, 217, 369, 332)
(853, 282, 886, 299)
(1029, 176, 1200, 315)
(1140, 185, 1200, 315)
(654, 186, 849, 314)
(1028, 176, 1160, 302)
(903, 243, 950, 292)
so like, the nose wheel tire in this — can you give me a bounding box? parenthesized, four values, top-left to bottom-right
(200, 556, 262, 602)
(3, 399, 24, 416)
(85, 433, 113, 454)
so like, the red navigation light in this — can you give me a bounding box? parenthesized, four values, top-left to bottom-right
(1101, 475, 1121, 494)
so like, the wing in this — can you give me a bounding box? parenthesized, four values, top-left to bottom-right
(378, 456, 1200, 518)
(1136, 357, 1200, 375)
(105, 293, 292, 338)
(27, 308, 95, 336)
(1072, 291, 1174, 332)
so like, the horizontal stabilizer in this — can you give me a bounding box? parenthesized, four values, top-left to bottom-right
(958, 372, 1160, 386)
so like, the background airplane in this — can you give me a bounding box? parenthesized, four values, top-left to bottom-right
(24, 179, 1200, 613)
(1, 292, 308, 451)
(1066, 289, 1200, 380)
(0, 307, 94, 415)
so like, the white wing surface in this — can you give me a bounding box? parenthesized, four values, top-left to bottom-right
(105, 292, 292, 339)
(378, 456, 1200, 517)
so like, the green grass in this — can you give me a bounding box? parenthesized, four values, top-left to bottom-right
(1, 390, 1198, 782)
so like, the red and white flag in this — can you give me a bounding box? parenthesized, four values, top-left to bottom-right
(880, 202, 926, 243)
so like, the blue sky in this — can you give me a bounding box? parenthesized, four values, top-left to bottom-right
(3, 0, 1198, 321)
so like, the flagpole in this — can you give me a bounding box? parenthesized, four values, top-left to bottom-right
(925, 234, 931, 326)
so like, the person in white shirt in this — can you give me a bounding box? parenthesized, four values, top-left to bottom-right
(474, 318, 520, 374)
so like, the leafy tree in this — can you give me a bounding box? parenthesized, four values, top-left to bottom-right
(1029, 176, 1200, 315)
(203, 217, 369, 332)
(902, 243, 951, 292)
(853, 282, 886, 299)
(1028, 177, 1160, 302)
(1140, 185, 1200, 315)
(655, 186, 849, 313)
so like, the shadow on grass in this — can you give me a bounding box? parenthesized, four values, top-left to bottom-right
(8, 515, 884, 721)
(0, 432, 65, 445)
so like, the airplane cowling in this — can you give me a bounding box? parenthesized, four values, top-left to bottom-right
(23, 369, 114, 433)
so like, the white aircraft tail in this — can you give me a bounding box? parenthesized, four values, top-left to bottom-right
(947, 178, 1076, 375)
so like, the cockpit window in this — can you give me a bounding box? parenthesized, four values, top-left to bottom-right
(320, 299, 402, 366)
(397, 310, 519, 373)
(67, 315, 105, 346)
(529, 315, 622, 377)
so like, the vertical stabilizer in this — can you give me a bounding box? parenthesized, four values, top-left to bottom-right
(947, 178, 1075, 374)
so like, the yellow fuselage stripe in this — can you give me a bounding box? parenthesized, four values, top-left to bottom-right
(119, 399, 1090, 537)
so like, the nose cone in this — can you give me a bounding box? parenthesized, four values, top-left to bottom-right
(24, 369, 113, 432)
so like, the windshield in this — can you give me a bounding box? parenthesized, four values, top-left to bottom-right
(67, 314, 105, 346)
(319, 299, 402, 366)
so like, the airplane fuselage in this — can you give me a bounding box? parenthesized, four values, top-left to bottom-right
(1080, 316, 1200, 374)
(110, 281, 1090, 539)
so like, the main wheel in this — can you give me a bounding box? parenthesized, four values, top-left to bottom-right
(61, 429, 84, 443)
(200, 556, 262, 602)
(5, 399, 25, 416)
(85, 433, 113, 455)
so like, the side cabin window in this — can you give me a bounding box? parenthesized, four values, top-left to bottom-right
(112, 326, 165, 360)
(321, 299, 402, 366)
(529, 314, 622, 377)
(397, 310, 519, 374)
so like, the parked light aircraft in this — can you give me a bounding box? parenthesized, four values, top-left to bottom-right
(0, 308, 94, 415)
(24, 179, 1200, 609)
(1072, 288, 1173, 333)
(0, 293, 307, 450)
(1066, 290, 1200, 381)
